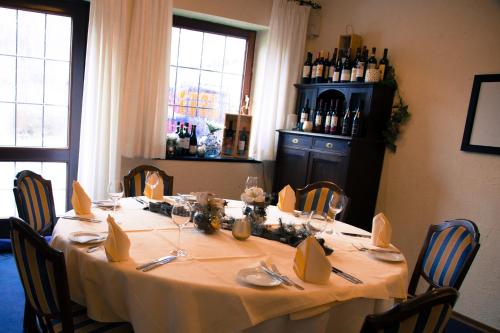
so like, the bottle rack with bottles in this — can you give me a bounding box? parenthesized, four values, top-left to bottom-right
(222, 114, 252, 158)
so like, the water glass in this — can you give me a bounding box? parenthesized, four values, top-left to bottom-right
(107, 181, 124, 213)
(171, 200, 191, 257)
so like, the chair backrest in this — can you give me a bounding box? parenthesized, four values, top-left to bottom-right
(408, 219, 480, 296)
(13, 170, 57, 235)
(295, 181, 350, 222)
(10, 217, 75, 332)
(123, 165, 174, 197)
(360, 287, 459, 333)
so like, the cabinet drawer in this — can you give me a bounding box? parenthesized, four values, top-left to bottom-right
(282, 134, 312, 148)
(312, 138, 349, 154)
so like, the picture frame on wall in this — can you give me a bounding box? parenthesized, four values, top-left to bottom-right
(461, 74, 500, 155)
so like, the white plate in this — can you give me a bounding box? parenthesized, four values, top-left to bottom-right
(368, 251, 405, 262)
(69, 232, 106, 244)
(237, 267, 282, 287)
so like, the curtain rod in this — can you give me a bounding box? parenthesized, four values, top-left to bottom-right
(290, 0, 322, 9)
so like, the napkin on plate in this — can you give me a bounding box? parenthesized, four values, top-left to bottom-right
(277, 185, 296, 213)
(371, 212, 392, 248)
(71, 181, 92, 215)
(293, 236, 331, 284)
(143, 175, 164, 200)
(104, 215, 130, 262)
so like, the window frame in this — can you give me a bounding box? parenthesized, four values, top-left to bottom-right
(0, 0, 89, 236)
(170, 15, 256, 129)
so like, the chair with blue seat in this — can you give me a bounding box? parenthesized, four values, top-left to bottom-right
(10, 217, 134, 333)
(13, 170, 57, 237)
(295, 181, 350, 222)
(408, 219, 480, 296)
(360, 287, 459, 333)
(123, 165, 173, 197)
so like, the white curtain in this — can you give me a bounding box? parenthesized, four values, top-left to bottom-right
(78, 0, 172, 199)
(249, 0, 309, 161)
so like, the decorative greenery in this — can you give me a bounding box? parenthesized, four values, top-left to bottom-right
(294, 0, 322, 9)
(380, 71, 411, 152)
(206, 120, 223, 134)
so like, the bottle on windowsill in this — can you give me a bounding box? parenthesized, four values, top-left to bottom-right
(189, 124, 197, 156)
(183, 122, 190, 155)
(176, 123, 185, 156)
(238, 127, 247, 156)
(224, 120, 234, 155)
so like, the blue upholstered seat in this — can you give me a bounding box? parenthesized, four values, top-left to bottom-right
(10, 217, 134, 333)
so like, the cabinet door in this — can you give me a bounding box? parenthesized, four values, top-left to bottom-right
(274, 147, 309, 191)
(307, 152, 349, 189)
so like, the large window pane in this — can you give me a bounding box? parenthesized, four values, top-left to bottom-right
(201, 33, 225, 72)
(0, 102, 15, 146)
(170, 27, 180, 66)
(177, 29, 202, 68)
(17, 10, 45, 58)
(16, 103, 43, 147)
(17, 57, 44, 104)
(221, 73, 243, 114)
(198, 71, 221, 109)
(43, 105, 68, 147)
(175, 67, 199, 107)
(223, 37, 246, 75)
(0, 55, 16, 101)
(45, 14, 72, 61)
(169, 66, 177, 105)
(0, 8, 17, 55)
(45, 60, 70, 106)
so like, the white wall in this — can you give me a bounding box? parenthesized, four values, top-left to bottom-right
(306, 0, 500, 328)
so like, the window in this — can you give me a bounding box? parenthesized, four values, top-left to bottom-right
(0, 1, 89, 230)
(168, 16, 255, 139)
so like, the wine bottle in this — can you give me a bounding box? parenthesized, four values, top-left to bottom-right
(183, 122, 190, 154)
(322, 51, 330, 82)
(224, 121, 234, 155)
(176, 123, 185, 156)
(379, 48, 389, 81)
(340, 49, 352, 83)
(237, 127, 247, 155)
(333, 49, 342, 83)
(313, 99, 323, 133)
(341, 106, 351, 136)
(327, 48, 338, 82)
(301, 52, 313, 84)
(315, 51, 324, 83)
(365, 47, 379, 82)
(356, 47, 367, 82)
(325, 99, 334, 134)
(330, 99, 340, 134)
(351, 106, 361, 137)
(299, 99, 310, 131)
(350, 48, 360, 82)
(311, 52, 319, 82)
(189, 124, 197, 155)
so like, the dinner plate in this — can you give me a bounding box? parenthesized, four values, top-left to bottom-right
(237, 267, 282, 287)
(69, 231, 106, 244)
(368, 251, 405, 262)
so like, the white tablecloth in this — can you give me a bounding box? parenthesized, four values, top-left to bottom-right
(51, 198, 408, 333)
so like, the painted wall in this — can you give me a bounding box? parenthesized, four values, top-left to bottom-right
(306, 0, 500, 328)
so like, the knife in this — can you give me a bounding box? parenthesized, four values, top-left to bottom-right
(62, 216, 101, 223)
(331, 266, 363, 284)
(136, 255, 176, 270)
(341, 232, 371, 238)
(141, 256, 177, 272)
(259, 265, 291, 286)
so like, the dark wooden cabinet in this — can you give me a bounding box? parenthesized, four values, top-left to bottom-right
(273, 82, 394, 231)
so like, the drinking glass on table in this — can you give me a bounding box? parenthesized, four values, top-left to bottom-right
(145, 171, 160, 195)
(107, 181, 124, 213)
(245, 176, 258, 189)
(170, 199, 192, 257)
(327, 190, 346, 234)
(305, 210, 328, 237)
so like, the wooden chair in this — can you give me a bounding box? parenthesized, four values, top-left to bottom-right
(360, 287, 458, 333)
(295, 181, 350, 222)
(123, 165, 173, 197)
(13, 170, 57, 237)
(10, 217, 134, 333)
(408, 219, 480, 296)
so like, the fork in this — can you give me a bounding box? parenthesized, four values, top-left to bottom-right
(352, 243, 400, 254)
(270, 263, 304, 290)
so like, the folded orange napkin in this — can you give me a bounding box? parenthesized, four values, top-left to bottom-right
(293, 236, 331, 284)
(143, 175, 164, 200)
(104, 215, 130, 262)
(371, 212, 392, 248)
(71, 181, 92, 215)
(277, 185, 296, 213)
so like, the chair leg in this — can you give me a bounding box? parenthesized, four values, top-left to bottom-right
(23, 300, 38, 333)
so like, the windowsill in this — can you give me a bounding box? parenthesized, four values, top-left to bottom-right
(153, 156, 261, 163)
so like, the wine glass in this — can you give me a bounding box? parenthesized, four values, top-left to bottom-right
(107, 181, 124, 213)
(170, 199, 191, 257)
(145, 171, 160, 195)
(327, 190, 346, 234)
(305, 210, 328, 238)
(245, 176, 258, 190)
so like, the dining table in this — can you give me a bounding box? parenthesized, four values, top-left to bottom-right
(50, 197, 408, 333)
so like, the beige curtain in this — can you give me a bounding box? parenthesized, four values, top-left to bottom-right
(249, 0, 309, 161)
(78, 0, 172, 199)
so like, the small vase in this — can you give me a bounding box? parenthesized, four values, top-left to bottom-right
(232, 217, 251, 240)
(203, 132, 221, 158)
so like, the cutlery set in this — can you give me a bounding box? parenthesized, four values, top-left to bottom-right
(352, 243, 400, 254)
(259, 261, 304, 290)
(331, 266, 363, 284)
(136, 255, 177, 272)
(62, 216, 102, 223)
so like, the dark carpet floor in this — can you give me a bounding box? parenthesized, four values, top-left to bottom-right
(0, 251, 484, 333)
